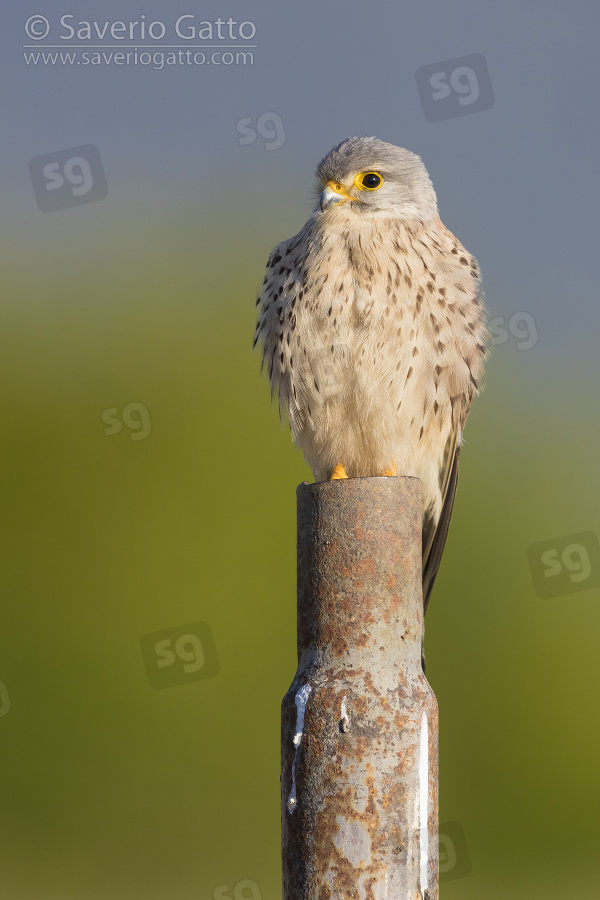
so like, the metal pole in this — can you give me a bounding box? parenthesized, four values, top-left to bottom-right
(282, 476, 438, 900)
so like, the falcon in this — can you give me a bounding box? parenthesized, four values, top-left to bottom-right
(254, 137, 489, 620)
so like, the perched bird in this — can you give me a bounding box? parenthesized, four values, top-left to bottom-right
(254, 137, 489, 618)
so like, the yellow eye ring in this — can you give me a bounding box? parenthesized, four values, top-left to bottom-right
(354, 171, 383, 191)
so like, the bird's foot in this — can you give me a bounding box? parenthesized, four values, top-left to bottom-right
(382, 464, 397, 476)
(330, 463, 348, 480)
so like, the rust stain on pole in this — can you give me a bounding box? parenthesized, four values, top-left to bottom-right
(282, 476, 438, 900)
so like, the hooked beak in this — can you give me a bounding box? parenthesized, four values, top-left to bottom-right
(320, 180, 355, 211)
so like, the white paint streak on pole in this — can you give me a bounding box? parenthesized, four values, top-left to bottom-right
(288, 683, 312, 813)
(419, 709, 429, 895)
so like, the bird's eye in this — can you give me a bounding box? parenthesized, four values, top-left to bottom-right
(355, 172, 383, 191)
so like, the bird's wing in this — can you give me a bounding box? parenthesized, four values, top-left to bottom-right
(253, 234, 311, 432)
(421, 422, 461, 613)
(421, 222, 488, 612)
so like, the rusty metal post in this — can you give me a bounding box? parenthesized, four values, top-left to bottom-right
(282, 476, 438, 900)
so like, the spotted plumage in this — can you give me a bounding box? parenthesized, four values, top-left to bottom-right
(254, 137, 489, 617)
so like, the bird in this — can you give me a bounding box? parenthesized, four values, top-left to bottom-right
(254, 136, 489, 628)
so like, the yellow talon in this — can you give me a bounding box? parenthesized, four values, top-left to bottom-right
(330, 463, 348, 480)
(382, 464, 397, 476)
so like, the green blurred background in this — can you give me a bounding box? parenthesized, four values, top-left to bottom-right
(2, 1, 600, 897)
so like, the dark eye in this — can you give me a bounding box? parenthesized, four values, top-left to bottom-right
(361, 173, 382, 189)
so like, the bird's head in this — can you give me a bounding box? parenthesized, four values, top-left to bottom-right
(315, 136, 438, 224)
